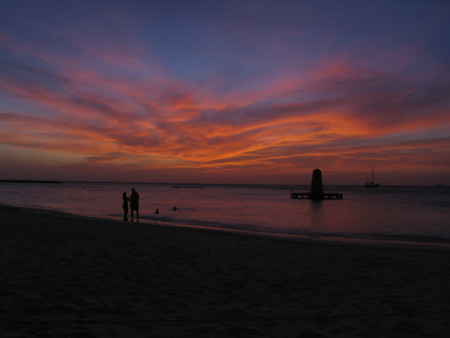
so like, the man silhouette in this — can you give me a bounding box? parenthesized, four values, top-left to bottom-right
(130, 188, 140, 222)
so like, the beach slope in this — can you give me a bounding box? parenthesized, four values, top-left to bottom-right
(1, 204, 449, 337)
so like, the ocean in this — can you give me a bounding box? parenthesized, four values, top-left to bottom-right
(1, 181, 449, 244)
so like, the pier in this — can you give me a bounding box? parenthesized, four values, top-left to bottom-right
(290, 169, 343, 200)
(291, 192, 343, 199)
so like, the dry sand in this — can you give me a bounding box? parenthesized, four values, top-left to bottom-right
(1, 204, 450, 337)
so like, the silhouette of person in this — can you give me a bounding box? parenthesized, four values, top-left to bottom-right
(122, 192, 129, 222)
(130, 188, 140, 222)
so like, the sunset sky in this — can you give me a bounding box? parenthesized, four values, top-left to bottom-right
(1, 0, 449, 185)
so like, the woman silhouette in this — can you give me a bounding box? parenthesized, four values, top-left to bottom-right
(122, 192, 129, 221)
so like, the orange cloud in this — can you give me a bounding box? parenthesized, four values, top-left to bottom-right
(1, 26, 449, 184)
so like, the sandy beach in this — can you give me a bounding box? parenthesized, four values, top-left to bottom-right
(1, 204, 450, 337)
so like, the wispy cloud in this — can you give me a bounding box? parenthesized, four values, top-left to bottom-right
(1, 1, 449, 183)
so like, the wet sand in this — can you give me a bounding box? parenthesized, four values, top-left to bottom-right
(1, 204, 450, 337)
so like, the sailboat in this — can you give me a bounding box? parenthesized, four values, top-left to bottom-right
(364, 168, 380, 188)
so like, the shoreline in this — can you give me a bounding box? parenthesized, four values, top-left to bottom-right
(1, 203, 450, 336)
(2, 203, 450, 251)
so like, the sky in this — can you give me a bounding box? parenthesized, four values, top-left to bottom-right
(1, 0, 449, 185)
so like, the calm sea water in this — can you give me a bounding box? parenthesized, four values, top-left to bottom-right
(1, 182, 449, 243)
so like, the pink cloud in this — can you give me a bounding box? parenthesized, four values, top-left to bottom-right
(1, 28, 449, 184)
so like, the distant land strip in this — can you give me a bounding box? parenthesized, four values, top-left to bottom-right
(0, 180, 63, 184)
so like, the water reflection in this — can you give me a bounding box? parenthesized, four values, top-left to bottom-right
(309, 200, 324, 230)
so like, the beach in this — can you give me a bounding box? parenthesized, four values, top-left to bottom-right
(1, 204, 450, 337)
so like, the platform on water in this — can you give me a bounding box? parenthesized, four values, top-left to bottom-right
(291, 192, 343, 199)
(291, 169, 343, 200)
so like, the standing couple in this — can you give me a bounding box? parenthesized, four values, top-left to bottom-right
(122, 188, 139, 222)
